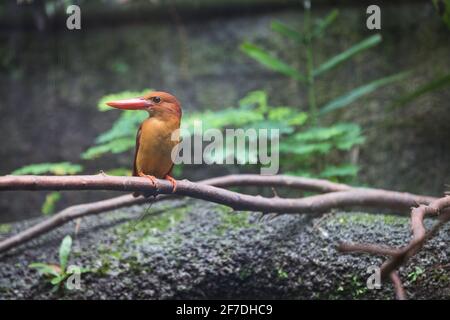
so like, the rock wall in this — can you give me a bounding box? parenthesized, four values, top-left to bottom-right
(0, 199, 448, 299)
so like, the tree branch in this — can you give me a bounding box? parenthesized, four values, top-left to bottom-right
(0, 174, 437, 254)
(0, 174, 435, 213)
(338, 195, 450, 299)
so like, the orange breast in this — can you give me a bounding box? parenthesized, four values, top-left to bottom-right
(135, 117, 180, 178)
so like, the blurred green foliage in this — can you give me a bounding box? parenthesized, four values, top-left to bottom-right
(433, 0, 450, 28)
(41, 192, 61, 216)
(389, 72, 450, 110)
(83, 89, 364, 181)
(11, 162, 83, 175)
(97, 90, 149, 112)
(240, 8, 408, 124)
(81, 90, 148, 159)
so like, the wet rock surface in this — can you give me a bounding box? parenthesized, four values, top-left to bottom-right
(0, 199, 448, 299)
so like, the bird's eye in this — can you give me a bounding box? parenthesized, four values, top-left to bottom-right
(152, 96, 161, 103)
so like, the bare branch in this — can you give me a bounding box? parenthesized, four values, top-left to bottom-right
(0, 174, 437, 255)
(390, 271, 406, 300)
(338, 195, 450, 299)
(0, 174, 435, 213)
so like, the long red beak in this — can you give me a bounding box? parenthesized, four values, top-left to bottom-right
(106, 98, 151, 110)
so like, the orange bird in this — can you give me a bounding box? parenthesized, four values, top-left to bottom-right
(106, 91, 182, 197)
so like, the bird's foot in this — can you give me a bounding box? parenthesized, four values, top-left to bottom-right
(138, 172, 158, 189)
(164, 175, 177, 193)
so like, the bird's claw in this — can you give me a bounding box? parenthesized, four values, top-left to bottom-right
(138, 173, 158, 189)
(164, 175, 177, 193)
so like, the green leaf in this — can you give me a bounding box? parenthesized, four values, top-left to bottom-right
(183, 108, 264, 133)
(41, 192, 61, 216)
(59, 235, 72, 272)
(271, 20, 303, 43)
(319, 164, 359, 178)
(240, 42, 308, 83)
(66, 266, 91, 274)
(390, 73, 450, 109)
(280, 142, 332, 155)
(81, 138, 135, 160)
(238, 90, 268, 110)
(320, 72, 409, 115)
(407, 266, 425, 282)
(97, 90, 149, 111)
(0, 223, 11, 234)
(172, 165, 183, 178)
(50, 275, 66, 285)
(311, 9, 339, 39)
(95, 111, 146, 144)
(267, 106, 292, 120)
(287, 112, 308, 126)
(293, 125, 349, 142)
(105, 168, 132, 176)
(11, 162, 83, 175)
(29, 263, 60, 277)
(313, 34, 382, 77)
(291, 123, 361, 141)
(336, 127, 365, 150)
(268, 107, 308, 126)
(245, 120, 294, 135)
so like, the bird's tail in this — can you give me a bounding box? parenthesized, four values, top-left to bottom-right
(121, 195, 155, 235)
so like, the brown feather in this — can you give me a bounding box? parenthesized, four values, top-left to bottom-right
(132, 125, 144, 197)
(132, 124, 142, 177)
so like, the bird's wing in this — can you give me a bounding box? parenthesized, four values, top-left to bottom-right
(132, 124, 142, 177)
(165, 163, 174, 177)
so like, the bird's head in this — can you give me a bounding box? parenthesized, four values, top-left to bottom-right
(106, 91, 182, 120)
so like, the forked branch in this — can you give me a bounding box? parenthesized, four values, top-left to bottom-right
(339, 196, 450, 299)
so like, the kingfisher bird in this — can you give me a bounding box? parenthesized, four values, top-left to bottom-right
(106, 91, 182, 197)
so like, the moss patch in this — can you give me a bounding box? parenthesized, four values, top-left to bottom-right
(329, 212, 409, 226)
(214, 206, 253, 236)
(0, 223, 11, 234)
(116, 204, 191, 238)
(90, 204, 192, 276)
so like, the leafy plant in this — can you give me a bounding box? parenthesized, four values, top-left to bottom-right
(240, 5, 408, 125)
(11, 162, 83, 175)
(0, 223, 11, 234)
(29, 235, 89, 290)
(350, 274, 368, 297)
(82, 90, 148, 160)
(41, 191, 61, 216)
(389, 72, 450, 110)
(407, 266, 425, 283)
(186, 91, 364, 181)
